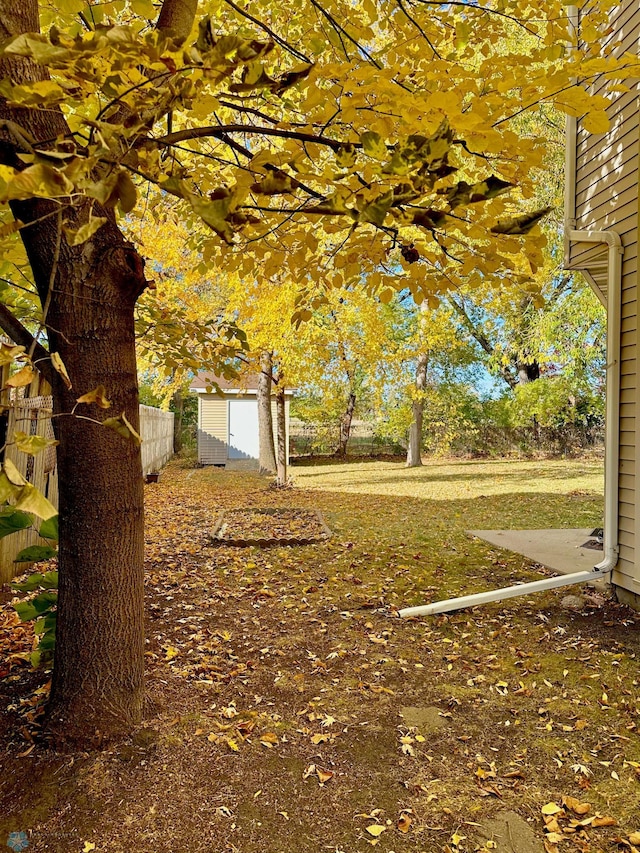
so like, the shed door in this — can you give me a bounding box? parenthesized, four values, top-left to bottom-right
(228, 400, 259, 460)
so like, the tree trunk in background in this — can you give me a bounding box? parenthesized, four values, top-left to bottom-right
(0, 0, 155, 746)
(275, 384, 287, 485)
(257, 352, 277, 474)
(517, 361, 541, 384)
(172, 388, 184, 453)
(406, 351, 428, 467)
(336, 392, 356, 457)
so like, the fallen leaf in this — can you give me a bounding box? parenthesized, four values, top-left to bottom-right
(83, 844, 96, 853)
(546, 832, 564, 844)
(592, 815, 617, 827)
(316, 767, 334, 784)
(397, 813, 413, 833)
(542, 803, 563, 816)
(366, 825, 386, 837)
(311, 732, 334, 744)
(562, 795, 590, 815)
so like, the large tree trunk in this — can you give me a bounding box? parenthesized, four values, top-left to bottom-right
(335, 392, 356, 457)
(275, 384, 287, 486)
(257, 352, 277, 474)
(406, 351, 428, 467)
(0, 0, 149, 746)
(46, 246, 146, 746)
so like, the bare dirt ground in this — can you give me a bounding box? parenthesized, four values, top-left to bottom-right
(1, 457, 639, 853)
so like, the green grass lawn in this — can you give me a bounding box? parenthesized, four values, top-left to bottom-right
(292, 456, 604, 503)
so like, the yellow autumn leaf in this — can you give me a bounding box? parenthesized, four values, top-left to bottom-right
(102, 412, 142, 446)
(5, 364, 35, 388)
(310, 732, 332, 744)
(51, 352, 72, 389)
(592, 815, 617, 827)
(562, 796, 590, 815)
(83, 844, 96, 853)
(366, 824, 386, 837)
(76, 385, 112, 409)
(545, 832, 564, 844)
(13, 431, 59, 456)
(582, 110, 609, 135)
(0, 343, 25, 365)
(316, 767, 334, 784)
(541, 803, 563, 815)
(14, 482, 58, 519)
(3, 457, 27, 487)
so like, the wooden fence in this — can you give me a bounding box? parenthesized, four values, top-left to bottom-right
(0, 399, 174, 584)
(140, 405, 174, 475)
(0, 396, 58, 584)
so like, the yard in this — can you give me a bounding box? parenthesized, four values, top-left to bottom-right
(2, 456, 640, 853)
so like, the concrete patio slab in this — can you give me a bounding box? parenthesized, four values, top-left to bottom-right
(469, 528, 602, 576)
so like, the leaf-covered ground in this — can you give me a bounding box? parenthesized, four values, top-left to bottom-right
(1, 456, 640, 853)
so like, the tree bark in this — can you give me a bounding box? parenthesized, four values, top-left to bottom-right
(0, 0, 194, 747)
(406, 351, 428, 467)
(335, 392, 356, 457)
(172, 388, 184, 453)
(275, 383, 287, 486)
(257, 352, 277, 474)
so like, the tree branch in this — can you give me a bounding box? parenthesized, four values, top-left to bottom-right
(220, 0, 310, 63)
(156, 123, 347, 150)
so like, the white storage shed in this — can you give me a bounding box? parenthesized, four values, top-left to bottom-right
(190, 373, 293, 467)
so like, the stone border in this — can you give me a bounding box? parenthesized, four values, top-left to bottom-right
(210, 508, 332, 547)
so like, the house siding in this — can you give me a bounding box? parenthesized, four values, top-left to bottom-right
(198, 395, 228, 464)
(566, 0, 639, 589)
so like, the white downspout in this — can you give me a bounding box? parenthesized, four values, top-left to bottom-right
(569, 230, 622, 574)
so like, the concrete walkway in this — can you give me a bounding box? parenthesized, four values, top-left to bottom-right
(469, 528, 602, 576)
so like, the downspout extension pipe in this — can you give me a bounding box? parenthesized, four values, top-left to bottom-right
(398, 230, 621, 619)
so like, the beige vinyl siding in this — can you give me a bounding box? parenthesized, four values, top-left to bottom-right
(198, 395, 228, 464)
(568, 0, 639, 260)
(567, 1, 639, 584)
